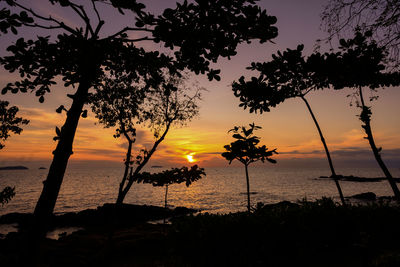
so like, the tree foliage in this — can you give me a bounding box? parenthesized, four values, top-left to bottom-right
(0, 186, 15, 206)
(0, 0, 278, 223)
(0, 0, 278, 102)
(91, 72, 203, 204)
(222, 123, 277, 213)
(321, 0, 400, 68)
(311, 31, 400, 90)
(123, 164, 204, 220)
(222, 123, 277, 165)
(136, 165, 205, 188)
(0, 100, 27, 206)
(231, 45, 347, 204)
(311, 31, 400, 199)
(232, 44, 331, 114)
(0, 100, 29, 149)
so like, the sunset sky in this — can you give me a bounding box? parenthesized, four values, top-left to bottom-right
(0, 0, 399, 169)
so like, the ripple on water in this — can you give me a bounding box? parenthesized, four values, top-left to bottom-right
(0, 166, 399, 215)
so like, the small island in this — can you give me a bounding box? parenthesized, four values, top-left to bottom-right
(0, 166, 28, 171)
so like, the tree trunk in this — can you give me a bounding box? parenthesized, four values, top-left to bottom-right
(117, 133, 134, 206)
(244, 164, 251, 213)
(358, 87, 400, 199)
(33, 79, 90, 235)
(116, 122, 171, 204)
(163, 185, 168, 224)
(164, 184, 169, 209)
(301, 96, 346, 206)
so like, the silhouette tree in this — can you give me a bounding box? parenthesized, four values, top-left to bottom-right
(92, 73, 202, 205)
(311, 31, 400, 199)
(0, 0, 278, 229)
(0, 186, 15, 206)
(137, 165, 205, 210)
(321, 0, 400, 69)
(222, 123, 277, 213)
(0, 100, 28, 205)
(232, 45, 347, 205)
(0, 100, 29, 149)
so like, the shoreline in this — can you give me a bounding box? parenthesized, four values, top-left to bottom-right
(1, 199, 400, 266)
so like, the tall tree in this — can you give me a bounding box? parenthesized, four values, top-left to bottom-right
(0, 0, 278, 230)
(322, 0, 400, 69)
(0, 100, 28, 205)
(91, 72, 202, 205)
(222, 123, 277, 213)
(232, 45, 347, 205)
(311, 31, 400, 199)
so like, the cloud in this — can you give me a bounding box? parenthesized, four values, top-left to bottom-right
(332, 147, 400, 159)
(279, 150, 324, 155)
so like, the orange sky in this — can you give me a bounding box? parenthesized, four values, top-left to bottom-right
(0, 0, 399, 168)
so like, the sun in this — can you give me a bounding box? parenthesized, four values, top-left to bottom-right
(186, 154, 196, 163)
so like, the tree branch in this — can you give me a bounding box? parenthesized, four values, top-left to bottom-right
(22, 23, 63, 30)
(12, 2, 79, 35)
(91, 0, 102, 23)
(69, 3, 95, 37)
(105, 27, 153, 40)
(122, 36, 155, 43)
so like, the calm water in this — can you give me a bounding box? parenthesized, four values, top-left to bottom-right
(1, 165, 400, 215)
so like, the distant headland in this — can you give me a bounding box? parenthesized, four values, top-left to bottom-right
(0, 166, 28, 171)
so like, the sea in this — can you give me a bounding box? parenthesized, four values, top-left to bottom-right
(1, 164, 400, 216)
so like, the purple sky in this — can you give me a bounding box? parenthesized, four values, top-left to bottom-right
(0, 0, 399, 169)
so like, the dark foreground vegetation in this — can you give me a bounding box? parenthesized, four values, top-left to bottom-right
(1, 199, 400, 266)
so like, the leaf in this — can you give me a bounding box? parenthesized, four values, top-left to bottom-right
(56, 105, 64, 113)
(232, 133, 244, 140)
(10, 26, 17, 35)
(135, 20, 144, 28)
(81, 110, 87, 118)
(55, 126, 61, 137)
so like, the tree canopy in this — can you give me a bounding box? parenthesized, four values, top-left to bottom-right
(136, 165, 205, 188)
(91, 71, 203, 204)
(0, 0, 278, 225)
(231, 45, 346, 204)
(310, 31, 400, 199)
(222, 123, 277, 213)
(322, 0, 400, 68)
(222, 123, 277, 166)
(0, 0, 278, 102)
(0, 100, 29, 149)
(232, 44, 331, 114)
(0, 100, 26, 206)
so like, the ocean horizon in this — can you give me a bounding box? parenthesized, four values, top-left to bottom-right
(1, 163, 400, 216)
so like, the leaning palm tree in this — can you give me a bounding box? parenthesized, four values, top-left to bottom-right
(232, 45, 346, 205)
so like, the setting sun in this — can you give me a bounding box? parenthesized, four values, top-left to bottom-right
(186, 154, 196, 163)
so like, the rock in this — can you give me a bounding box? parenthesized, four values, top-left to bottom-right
(351, 192, 377, 200)
(318, 175, 400, 183)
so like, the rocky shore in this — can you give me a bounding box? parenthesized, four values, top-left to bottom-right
(1, 200, 400, 266)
